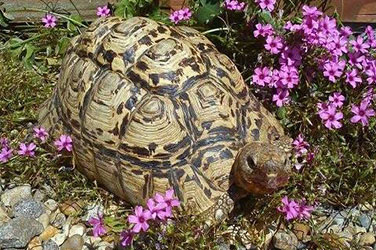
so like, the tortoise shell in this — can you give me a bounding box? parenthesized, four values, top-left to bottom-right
(39, 17, 287, 213)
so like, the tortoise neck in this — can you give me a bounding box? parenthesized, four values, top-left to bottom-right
(228, 184, 249, 201)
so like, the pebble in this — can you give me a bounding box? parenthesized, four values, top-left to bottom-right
(51, 212, 66, 228)
(82, 203, 104, 222)
(60, 234, 84, 250)
(42, 239, 59, 250)
(95, 241, 114, 250)
(28, 236, 42, 250)
(59, 201, 83, 216)
(33, 190, 46, 202)
(44, 199, 58, 212)
(37, 213, 50, 230)
(13, 198, 45, 219)
(273, 230, 298, 250)
(292, 223, 310, 241)
(359, 214, 372, 229)
(39, 225, 59, 242)
(1, 185, 32, 207)
(50, 232, 68, 246)
(359, 232, 376, 246)
(0, 217, 43, 249)
(68, 223, 86, 237)
(0, 205, 10, 225)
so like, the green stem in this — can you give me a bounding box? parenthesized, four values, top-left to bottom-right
(202, 27, 231, 35)
(25, 8, 88, 28)
(0, 33, 48, 50)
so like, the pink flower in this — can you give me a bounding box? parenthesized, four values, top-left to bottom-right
(0, 147, 12, 163)
(329, 92, 345, 108)
(323, 60, 343, 83)
(147, 198, 169, 221)
(302, 5, 322, 18)
(345, 69, 362, 88)
(169, 8, 192, 24)
(278, 196, 315, 221)
(252, 67, 272, 87)
(224, 0, 246, 11)
(284, 21, 302, 32)
(277, 196, 299, 221)
(128, 206, 152, 233)
(42, 14, 57, 28)
(253, 23, 274, 38)
(18, 143, 36, 157)
(272, 88, 290, 107)
(280, 46, 302, 67)
(0, 137, 9, 149)
(255, 0, 276, 12)
(265, 36, 283, 54)
(279, 66, 299, 88)
(328, 36, 348, 56)
(340, 26, 352, 38)
(350, 36, 370, 54)
(120, 230, 134, 247)
(54, 135, 73, 152)
(350, 100, 375, 126)
(169, 12, 180, 24)
(154, 188, 180, 210)
(88, 214, 107, 237)
(292, 134, 309, 155)
(296, 200, 314, 220)
(33, 126, 49, 142)
(319, 105, 343, 130)
(96, 5, 110, 17)
(365, 66, 376, 85)
(178, 8, 192, 20)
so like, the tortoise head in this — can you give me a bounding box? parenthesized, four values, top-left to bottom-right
(232, 135, 292, 195)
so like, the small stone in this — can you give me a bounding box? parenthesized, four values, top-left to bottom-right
(28, 236, 42, 250)
(44, 199, 58, 212)
(50, 232, 67, 246)
(0, 205, 10, 226)
(60, 234, 84, 250)
(69, 223, 86, 237)
(42, 239, 59, 250)
(359, 232, 375, 246)
(33, 190, 46, 202)
(59, 201, 83, 216)
(37, 213, 50, 230)
(83, 235, 102, 245)
(13, 198, 45, 219)
(1, 185, 32, 207)
(273, 230, 298, 250)
(39, 225, 59, 241)
(292, 223, 310, 241)
(51, 212, 66, 228)
(359, 202, 373, 211)
(359, 214, 372, 229)
(95, 241, 114, 250)
(82, 203, 104, 222)
(217, 243, 230, 250)
(0, 217, 43, 249)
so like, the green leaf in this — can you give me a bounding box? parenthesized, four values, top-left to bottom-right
(276, 106, 287, 120)
(23, 43, 35, 61)
(195, 0, 222, 25)
(56, 37, 71, 55)
(259, 10, 274, 25)
(67, 14, 83, 32)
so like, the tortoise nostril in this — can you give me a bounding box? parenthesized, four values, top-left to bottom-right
(246, 155, 255, 168)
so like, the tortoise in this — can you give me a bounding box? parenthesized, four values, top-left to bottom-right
(39, 16, 292, 222)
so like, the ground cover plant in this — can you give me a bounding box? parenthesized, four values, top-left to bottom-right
(0, 0, 375, 248)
